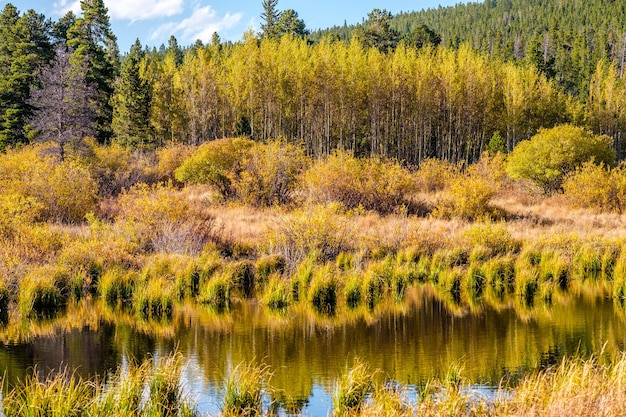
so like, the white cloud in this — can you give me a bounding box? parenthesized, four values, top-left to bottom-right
(53, 0, 184, 21)
(106, 0, 185, 21)
(52, 0, 81, 15)
(151, 5, 242, 43)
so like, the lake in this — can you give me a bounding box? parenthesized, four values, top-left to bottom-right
(0, 285, 624, 416)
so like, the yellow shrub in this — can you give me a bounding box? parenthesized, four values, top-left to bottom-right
(433, 157, 503, 220)
(153, 144, 195, 183)
(237, 139, 309, 207)
(563, 162, 626, 213)
(82, 138, 156, 196)
(268, 203, 356, 270)
(415, 158, 461, 192)
(0, 144, 97, 223)
(116, 182, 217, 254)
(303, 151, 416, 214)
(174, 137, 254, 199)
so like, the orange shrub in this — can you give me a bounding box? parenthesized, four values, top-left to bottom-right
(415, 158, 461, 192)
(563, 162, 626, 213)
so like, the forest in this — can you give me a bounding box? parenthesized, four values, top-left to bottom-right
(2, 0, 626, 164)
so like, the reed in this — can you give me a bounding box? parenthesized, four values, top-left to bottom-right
(261, 275, 291, 310)
(345, 274, 362, 308)
(573, 243, 603, 281)
(134, 277, 175, 319)
(198, 273, 231, 312)
(255, 254, 286, 289)
(222, 361, 270, 417)
(228, 260, 257, 298)
(308, 265, 338, 315)
(2, 368, 94, 417)
(332, 359, 374, 416)
(99, 267, 135, 307)
(484, 256, 516, 297)
(18, 265, 70, 317)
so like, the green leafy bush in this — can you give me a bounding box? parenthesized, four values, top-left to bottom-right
(175, 137, 254, 199)
(506, 124, 615, 192)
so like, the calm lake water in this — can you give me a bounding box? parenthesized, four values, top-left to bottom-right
(1, 286, 625, 416)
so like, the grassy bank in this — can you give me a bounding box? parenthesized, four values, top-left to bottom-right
(4, 352, 626, 416)
(2, 140, 626, 320)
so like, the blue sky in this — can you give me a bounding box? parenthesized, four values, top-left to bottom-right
(4, 1, 459, 52)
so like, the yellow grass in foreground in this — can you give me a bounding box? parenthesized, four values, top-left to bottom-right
(357, 354, 626, 417)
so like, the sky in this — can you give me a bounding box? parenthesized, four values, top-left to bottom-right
(3, 1, 460, 52)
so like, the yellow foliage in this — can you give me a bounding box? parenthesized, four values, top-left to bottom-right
(0, 144, 97, 223)
(268, 203, 356, 270)
(303, 151, 416, 214)
(116, 182, 217, 254)
(433, 157, 502, 220)
(415, 158, 461, 192)
(563, 162, 626, 213)
(237, 139, 309, 207)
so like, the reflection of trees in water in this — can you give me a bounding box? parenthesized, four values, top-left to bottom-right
(0, 290, 622, 408)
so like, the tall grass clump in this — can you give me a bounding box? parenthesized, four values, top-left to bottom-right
(222, 361, 270, 417)
(2, 368, 94, 417)
(227, 261, 256, 298)
(134, 277, 175, 319)
(573, 243, 603, 282)
(143, 353, 190, 417)
(484, 256, 516, 297)
(198, 274, 231, 311)
(255, 254, 286, 290)
(332, 359, 375, 416)
(99, 267, 135, 306)
(462, 221, 519, 257)
(612, 251, 626, 299)
(308, 265, 338, 315)
(19, 265, 70, 317)
(261, 275, 291, 310)
(430, 248, 469, 282)
(91, 363, 145, 416)
(344, 274, 362, 308)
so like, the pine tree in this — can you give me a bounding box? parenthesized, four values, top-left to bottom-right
(67, 0, 119, 142)
(0, 5, 51, 150)
(112, 39, 152, 148)
(260, 0, 280, 39)
(276, 9, 308, 38)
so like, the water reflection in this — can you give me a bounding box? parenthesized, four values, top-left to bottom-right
(0, 286, 624, 415)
